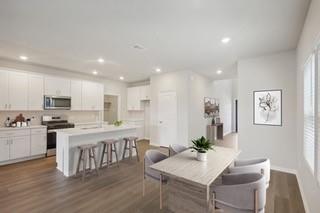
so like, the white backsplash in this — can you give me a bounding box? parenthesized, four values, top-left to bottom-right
(0, 111, 101, 127)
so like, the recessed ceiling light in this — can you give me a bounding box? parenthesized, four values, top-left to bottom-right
(97, 58, 104, 63)
(216, 70, 223, 74)
(221, 37, 231, 44)
(92, 70, 98, 75)
(19, 55, 28, 61)
(155, 68, 162, 73)
(133, 44, 145, 50)
(119, 76, 124, 80)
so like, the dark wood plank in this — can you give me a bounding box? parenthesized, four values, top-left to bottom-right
(0, 139, 305, 213)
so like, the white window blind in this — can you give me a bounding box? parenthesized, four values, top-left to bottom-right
(304, 54, 315, 173)
(317, 47, 320, 182)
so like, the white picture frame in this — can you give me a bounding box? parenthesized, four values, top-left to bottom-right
(253, 89, 282, 126)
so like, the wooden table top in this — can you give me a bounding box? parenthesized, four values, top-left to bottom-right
(150, 146, 241, 187)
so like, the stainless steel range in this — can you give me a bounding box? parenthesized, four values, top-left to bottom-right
(41, 115, 74, 156)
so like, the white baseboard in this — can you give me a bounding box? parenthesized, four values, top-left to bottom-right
(270, 165, 297, 174)
(296, 173, 310, 213)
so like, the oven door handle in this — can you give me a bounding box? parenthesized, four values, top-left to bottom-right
(47, 130, 57, 133)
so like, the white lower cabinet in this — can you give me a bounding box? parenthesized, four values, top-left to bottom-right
(0, 138, 10, 161)
(125, 120, 145, 139)
(31, 134, 47, 155)
(0, 127, 47, 164)
(10, 136, 31, 159)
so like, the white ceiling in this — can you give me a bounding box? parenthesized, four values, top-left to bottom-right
(0, 0, 310, 82)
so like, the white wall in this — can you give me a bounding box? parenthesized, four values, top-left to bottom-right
(188, 73, 211, 142)
(296, 0, 320, 212)
(150, 71, 189, 146)
(211, 79, 234, 135)
(238, 51, 297, 170)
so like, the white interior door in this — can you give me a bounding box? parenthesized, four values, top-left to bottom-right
(158, 91, 177, 147)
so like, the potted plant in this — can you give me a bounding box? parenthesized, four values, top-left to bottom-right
(113, 120, 123, 127)
(190, 136, 213, 161)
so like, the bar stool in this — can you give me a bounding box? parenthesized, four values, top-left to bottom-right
(100, 139, 120, 168)
(76, 144, 99, 181)
(122, 136, 140, 162)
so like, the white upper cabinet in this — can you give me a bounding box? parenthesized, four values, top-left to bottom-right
(0, 70, 9, 110)
(8, 71, 28, 110)
(44, 77, 71, 96)
(82, 81, 103, 111)
(140, 85, 151, 100)
(28, 74, 44, 110)
(0, 69, 104, 112)
(97, 83, 104, 111)
(70, 80, 82, 110)
(127, 85, 150, 111)
(127, 87, 141, 111)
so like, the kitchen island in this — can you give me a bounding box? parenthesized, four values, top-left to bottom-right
(56, 125, 138, 177)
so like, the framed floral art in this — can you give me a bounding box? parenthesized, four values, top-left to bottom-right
(253, 89, 282, 126)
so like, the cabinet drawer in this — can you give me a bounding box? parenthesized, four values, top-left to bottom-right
(31, 128, 47, 135)
(0, 129, 30, 138)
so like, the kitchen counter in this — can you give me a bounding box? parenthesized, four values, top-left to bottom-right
(56, 124, 138, 177)
(0, 125, 46, 131)
(55, 125, 137, 136)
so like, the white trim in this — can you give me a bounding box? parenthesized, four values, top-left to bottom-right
(296, 172, 311, 213)
(0, 154, 46, 166)
(223, 131, 232, 137)
(270, 165, 297, 174)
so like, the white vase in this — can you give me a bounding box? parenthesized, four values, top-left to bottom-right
(197, 152, 207, 161)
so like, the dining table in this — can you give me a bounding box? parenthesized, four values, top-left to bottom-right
(150, 146, 241, 213)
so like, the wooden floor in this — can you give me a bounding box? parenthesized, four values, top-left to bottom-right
(0, 136, 305, 213)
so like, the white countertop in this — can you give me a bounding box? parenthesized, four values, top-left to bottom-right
(55, 124, 138, 136)
(0, 125, 47, 131)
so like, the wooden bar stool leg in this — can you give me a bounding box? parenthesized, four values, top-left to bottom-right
(134, 140, 140, 162)
(122, 140, 127, 160)
(100, 143, 106, 168)
(76, 149, 83, 176)
(107, 144, 110, 168)
(129, 140, 133, 160)
(92, 148, 99, 176)
(113, 143, 119, 167)
(82, 149, 88, 181)
(89, 149, 92, 172)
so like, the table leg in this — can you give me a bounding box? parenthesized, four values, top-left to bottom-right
(160, 173, 163, 209)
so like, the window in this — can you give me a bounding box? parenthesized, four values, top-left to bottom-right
(304, 54, 315, 172)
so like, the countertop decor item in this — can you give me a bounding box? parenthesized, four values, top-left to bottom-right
(253, 89, 282, 126)
(113, 120, 123, 127)
(4, 117, 11, 127)
(190, 136, 213, 161)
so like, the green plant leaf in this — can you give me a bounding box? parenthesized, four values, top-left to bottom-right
(189, 136, 213, 153)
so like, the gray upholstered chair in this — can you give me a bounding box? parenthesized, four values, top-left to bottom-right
(212, 173, 266, 213)
(229, 158, 270, 188)
(169, 144, 188, 156)
(143, 150, 168, 209)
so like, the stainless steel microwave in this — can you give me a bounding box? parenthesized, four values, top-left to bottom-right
(44, 96, 71, 110)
